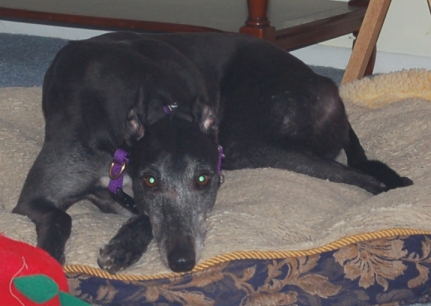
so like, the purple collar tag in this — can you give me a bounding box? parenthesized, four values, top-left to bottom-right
(108, 148, 129, 194)
(163, 103, 178, 114)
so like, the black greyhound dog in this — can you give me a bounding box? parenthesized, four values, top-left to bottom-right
(13, 32, 412, 273)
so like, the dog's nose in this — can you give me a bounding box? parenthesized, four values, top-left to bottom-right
(168, 247, 196, 272)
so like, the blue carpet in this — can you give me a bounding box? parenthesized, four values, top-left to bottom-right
(0, 34, 67, 87)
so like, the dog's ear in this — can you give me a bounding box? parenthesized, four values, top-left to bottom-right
(125, 87, 146, 146)
(195, 97, 218, 137)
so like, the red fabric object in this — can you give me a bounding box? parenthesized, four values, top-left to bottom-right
(0, 234, 69, 306)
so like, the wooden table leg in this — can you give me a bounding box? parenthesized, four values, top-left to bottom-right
(239, 0, 276, 41)
(341, 0, 391, 85)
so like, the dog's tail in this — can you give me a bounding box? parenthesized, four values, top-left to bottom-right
(344, 124, 413, 190)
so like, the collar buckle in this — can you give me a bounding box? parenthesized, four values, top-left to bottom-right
(108, 148, 129, 194)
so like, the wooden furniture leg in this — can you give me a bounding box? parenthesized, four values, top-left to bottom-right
(352, 31, 377, 76)
(342, 0, 391, 84)
(239, 0, 276, 41)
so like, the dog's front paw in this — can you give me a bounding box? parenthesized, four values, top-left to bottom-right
(98, 240, 144, 274)
(97, 215, 153, 274)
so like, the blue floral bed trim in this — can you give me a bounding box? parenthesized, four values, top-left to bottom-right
(67, 235, 431, 305)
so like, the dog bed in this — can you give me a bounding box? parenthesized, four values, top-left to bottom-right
(1, 69, 431, 305)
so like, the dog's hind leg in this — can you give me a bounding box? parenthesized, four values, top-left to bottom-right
(222, 143, 388, 194)
(343, 125, 413, 190)
(98, 214, 153, 274)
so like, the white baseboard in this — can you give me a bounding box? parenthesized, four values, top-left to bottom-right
(1, 20, 430, 74)
(0, 20, 108, 40)
(291, 45, 431, 74)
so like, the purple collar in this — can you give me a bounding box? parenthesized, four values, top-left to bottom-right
(108, 148, 129, 194)
(163, 103, 177, 114)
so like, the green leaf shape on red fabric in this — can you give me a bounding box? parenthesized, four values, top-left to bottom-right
(13, 274, 59, 303)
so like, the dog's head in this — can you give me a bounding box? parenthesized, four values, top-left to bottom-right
(129, 105, 220, 272)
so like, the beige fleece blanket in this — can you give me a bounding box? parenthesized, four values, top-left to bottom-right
(1, 69, 430, 277)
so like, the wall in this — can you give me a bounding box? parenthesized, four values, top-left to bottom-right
(0, 0, 430, 73)
(326, 0, 431, 56)
(0, 20, 107, 40)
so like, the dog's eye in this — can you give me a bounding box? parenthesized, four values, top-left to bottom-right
(143, 176, 158, 188)
(197, 174, 210, 186)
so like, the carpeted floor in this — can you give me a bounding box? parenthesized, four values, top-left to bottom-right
(0, 34, 67, 87)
